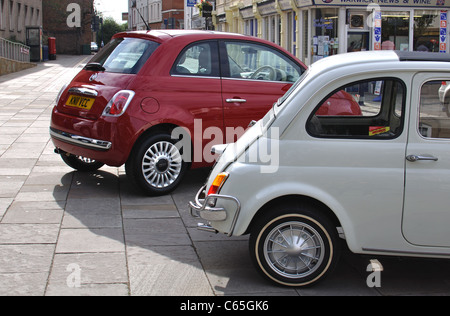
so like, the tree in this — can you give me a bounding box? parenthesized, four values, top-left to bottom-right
(97, 17, 128, 46)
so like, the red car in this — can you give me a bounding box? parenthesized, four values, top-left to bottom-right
(50, 30, 307, 195)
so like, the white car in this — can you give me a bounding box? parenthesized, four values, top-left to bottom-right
(91, 42, 99, 53)
(190, 50, 450, 287)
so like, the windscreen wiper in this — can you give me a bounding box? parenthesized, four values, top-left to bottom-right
(84, 62, 106, 72)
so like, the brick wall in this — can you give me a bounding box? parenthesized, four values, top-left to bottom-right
(42, 0, 93, 55)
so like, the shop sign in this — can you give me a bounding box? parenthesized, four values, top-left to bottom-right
(187, 0, 197, 7)
(440, 11, 447, 53)
(373, 11, 382, 50)
(313, 0, 450, 7)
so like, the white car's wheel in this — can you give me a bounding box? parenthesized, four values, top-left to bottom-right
(249, 205, 340, 287)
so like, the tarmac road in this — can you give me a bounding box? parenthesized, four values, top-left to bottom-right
(0, 55, 449, 296)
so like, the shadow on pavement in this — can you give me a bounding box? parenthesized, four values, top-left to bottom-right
(53, 167, 450, 296)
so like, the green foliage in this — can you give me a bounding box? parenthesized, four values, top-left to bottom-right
(97, 17, 128, 45)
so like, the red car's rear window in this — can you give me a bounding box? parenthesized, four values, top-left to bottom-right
(90, 37, 160, 74)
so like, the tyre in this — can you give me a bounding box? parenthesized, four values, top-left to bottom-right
(126, 133, 187, 196)
(60, 153, 104, 172)
(249, 204, 340, 287)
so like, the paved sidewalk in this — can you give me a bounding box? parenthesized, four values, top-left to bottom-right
(0, 55, 449, 296)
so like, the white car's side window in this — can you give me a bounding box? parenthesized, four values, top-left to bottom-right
(419, 80, 450, 139)
(307, 78, 405, 139)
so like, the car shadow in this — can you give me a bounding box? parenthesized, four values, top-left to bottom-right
(53, 167, 450, 296)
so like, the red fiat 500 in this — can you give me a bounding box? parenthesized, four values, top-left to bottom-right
(50, 30, 308, 195)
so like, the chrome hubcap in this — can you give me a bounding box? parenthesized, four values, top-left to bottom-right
(264, 221, 325, 279)
(142, 141, 182, 189)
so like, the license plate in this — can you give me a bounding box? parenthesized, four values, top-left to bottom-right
(66, 95, 95, 110)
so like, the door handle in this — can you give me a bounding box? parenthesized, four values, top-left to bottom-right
(226, 98, 247, 103)
(406, 155, 438, 162)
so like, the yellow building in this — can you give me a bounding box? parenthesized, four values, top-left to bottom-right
(212, 0, 450, 65)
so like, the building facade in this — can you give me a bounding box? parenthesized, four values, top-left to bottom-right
(212, 0, 450, 65)
(43, 0, 94, 55)
(129, 0, 184, 30)
(0, 0, 42, 43)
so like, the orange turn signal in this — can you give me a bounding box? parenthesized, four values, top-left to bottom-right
(207, 172, 229, 196)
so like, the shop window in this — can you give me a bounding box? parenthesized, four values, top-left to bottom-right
(381, 11, 410, 51)
(414, 10, 440, 52)
(307, 78, 405, 139)
(419, 80, 450, 139)
(312, 8, 339, 62)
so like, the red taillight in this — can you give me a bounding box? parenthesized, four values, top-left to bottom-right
(109, 94, 129, 115)
(103, 90, 135, 117)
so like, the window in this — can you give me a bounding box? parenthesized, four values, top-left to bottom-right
(414, 10, 440, 52)
(419, 80, 450, 139)
(381, 11, 410, 51)
(171, 41, 219, 77)
(307, 78, 405, 138)
(90, 37, 160, 74)
(222, 41, 303, 83)
(312, 8, 339, 61)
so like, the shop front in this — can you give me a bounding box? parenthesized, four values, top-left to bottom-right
(211, 0, 449, 65)
(303, 0, 449, 64)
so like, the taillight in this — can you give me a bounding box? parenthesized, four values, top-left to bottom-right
(207, 172, 229, 196)
(102, 90, 135, 117)
(55, 83, 68, 105)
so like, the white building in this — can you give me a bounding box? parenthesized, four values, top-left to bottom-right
(129, 0, 181, 31)
(0, 0, 42, 43)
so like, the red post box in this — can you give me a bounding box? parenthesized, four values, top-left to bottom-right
(48, 37, 56, 60)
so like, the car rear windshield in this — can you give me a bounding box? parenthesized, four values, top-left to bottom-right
(90, 37, 160, 74)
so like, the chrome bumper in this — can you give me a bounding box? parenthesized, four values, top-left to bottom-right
(50, 127, 112, 151)
(189, 185, 241, 237)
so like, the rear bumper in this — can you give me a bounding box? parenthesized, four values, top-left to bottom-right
(50, 107, 135, 167)
(50, 127, 112, 151)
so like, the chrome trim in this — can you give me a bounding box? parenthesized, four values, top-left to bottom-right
(211, 144, 227, 155)
(68, 87, 98, 97)
(189, 185, 241, 237)
(362, 247, 450, 257)
(226, 98, 247, 103)
(171, 74, 221, 80)
(221, 76, 295, 84)
(50, 127, 112, 151)
(406, 154, 438, 162)
(197, 223, 219, 234)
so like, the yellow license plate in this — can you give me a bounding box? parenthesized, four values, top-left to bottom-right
(66, 95, 95, 110)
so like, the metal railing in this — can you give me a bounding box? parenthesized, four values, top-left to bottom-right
(0, 37, 31, 63)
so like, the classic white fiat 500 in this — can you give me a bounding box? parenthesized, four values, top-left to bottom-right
(190, 51, 450, 287)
